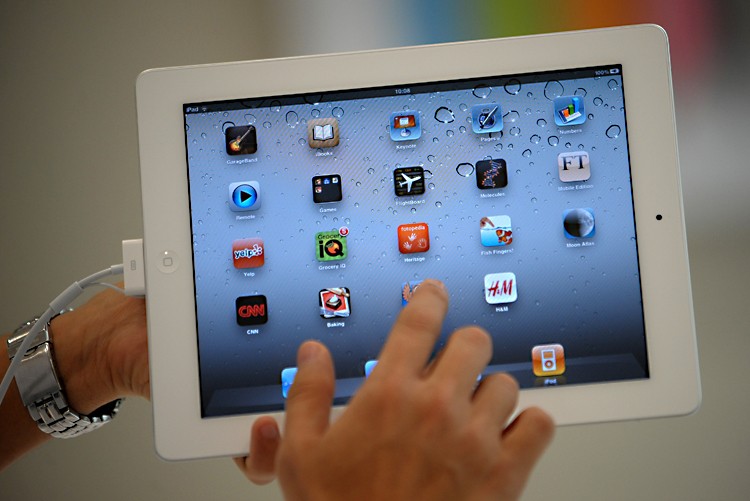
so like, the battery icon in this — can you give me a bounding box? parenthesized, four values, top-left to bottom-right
(609, 68, 620, 74)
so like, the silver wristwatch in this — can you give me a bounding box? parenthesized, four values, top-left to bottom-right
(7, 316, 121, 438)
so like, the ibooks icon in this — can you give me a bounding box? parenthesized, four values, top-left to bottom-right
(308, 118, 339, 148)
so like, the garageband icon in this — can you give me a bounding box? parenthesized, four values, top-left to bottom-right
(225, 125, 257, 155)
(394, 166, 425, 196)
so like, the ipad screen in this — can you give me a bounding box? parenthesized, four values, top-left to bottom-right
(183, 64, 648, 417)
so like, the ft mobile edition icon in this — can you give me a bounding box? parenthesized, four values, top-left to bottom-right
(558, 151, 591, 182)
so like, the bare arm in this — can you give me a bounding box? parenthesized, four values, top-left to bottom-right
(0, 290, 149, 470)
(0, 288, 278, 480)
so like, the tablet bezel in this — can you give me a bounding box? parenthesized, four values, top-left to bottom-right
(136, 24, 700, 460)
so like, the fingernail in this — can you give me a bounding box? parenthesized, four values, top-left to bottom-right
(298, 341, 321, 366)
(421, 279, 447, 294)
(260, 422, 279, 440)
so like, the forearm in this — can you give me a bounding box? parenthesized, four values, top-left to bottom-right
(0, 291, 149, 471)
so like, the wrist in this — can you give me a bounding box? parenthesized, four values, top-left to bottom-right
(50, 290, 149, 406)
(49, 311, 119, 414)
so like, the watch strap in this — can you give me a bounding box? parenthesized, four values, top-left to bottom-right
(30, 396, 121, 438)
(7, 316, 122, 438)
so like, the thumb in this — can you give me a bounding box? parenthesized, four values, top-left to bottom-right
(283, 341, 335, 441)
(234, 416, 281, 485)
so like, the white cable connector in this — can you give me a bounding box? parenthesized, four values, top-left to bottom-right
(122, 239, 146, 297)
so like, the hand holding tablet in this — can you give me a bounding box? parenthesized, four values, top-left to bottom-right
(137, 24, 700, 460)
(236, 280, 554, 499)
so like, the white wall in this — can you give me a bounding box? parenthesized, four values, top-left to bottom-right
(2, 2, 749, 500)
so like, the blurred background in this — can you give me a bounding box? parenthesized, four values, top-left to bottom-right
(1, 1, 748, 499)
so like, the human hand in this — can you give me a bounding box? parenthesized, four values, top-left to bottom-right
(236, 279, 555, 499)
(0, 286, 152, 470)
(50, 286, 150, 412)
(1, 286, 286, 478)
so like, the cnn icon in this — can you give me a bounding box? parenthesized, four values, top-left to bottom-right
(236, 295, 268, 326)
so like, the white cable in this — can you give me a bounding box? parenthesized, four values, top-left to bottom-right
(91, 282, 126, 293)
(0, 264, 125, 407)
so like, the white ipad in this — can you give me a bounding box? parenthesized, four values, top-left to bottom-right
(136, 24, 700, 461)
